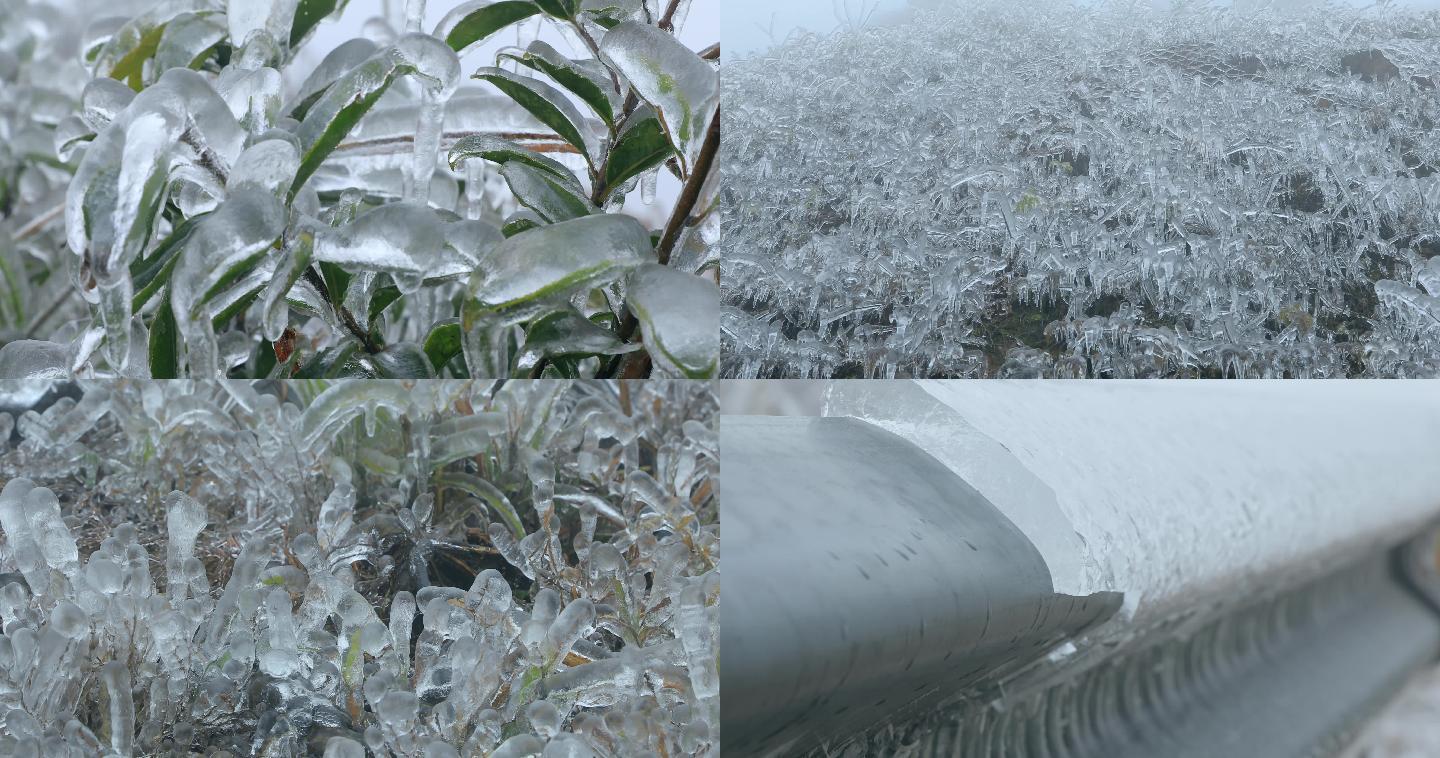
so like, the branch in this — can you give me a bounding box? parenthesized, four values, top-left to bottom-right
(14, 203, 64, 242)
(656, 107, 720, 266)
(659, 0, 685, 31)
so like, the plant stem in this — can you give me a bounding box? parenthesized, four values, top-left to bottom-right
(659, 0, 684, 31)
(302, 266, 381, 354)
(656, 107, 720, 266)
(598, 108, 719, 379)
(25, 286, 74, 338)
(15, 202, 63, 242)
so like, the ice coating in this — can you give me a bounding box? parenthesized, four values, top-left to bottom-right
(169, 188, 288, 376)
(313, 202, 479, 293)
(295, 33, 460, 193)
(465, 213, 652, 311)
(722, 0, 1440, 379)
(289, 37, 382, 114)
(67, 68, 245, 275)
(227, 0, 299, 50)
(397, 32, 460, 205)
(598, 21, 717, 174)
(625, 264, 719, 378)
(79, 77, 135, 132)
(0, 341, 71, 381)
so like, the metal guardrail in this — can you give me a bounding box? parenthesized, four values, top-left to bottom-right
(722, 382, 1440, 757)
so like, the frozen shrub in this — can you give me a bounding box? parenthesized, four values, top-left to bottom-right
(721, 0, 1440, 378)
(0, 379, 719, 755)
(0, 0, 719, 380)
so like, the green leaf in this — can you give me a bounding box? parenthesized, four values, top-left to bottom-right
(500, 41, 618, 127)
(448, 135, 584, 194)
(374, 342, 436, 378)
(320, 261, 351, 303)
(291, 0, 351, 49)
(131, 212, 207, 312)
(292, 36, 463, 200)
(472, 67, 596, 165)
(532, 0, 578, 19)
(602, 109, 671, 202)
(598, 21, 718, 174)
(369, 284, 402, 324)
(423, 319, 464, 375)
(296, 341, 362, 378)
(441, 0, 541, 54)
(149, 291, 180, 378)
(501, 211, 543, 237)
(500, 162, 594, 223)
(110, 23, 166, 91)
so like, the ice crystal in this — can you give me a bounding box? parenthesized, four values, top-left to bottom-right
(0, 379, 719, 756)
(721, 0, 1440, 378)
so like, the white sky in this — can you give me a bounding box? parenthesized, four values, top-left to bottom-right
(726, 0, 1440, 59)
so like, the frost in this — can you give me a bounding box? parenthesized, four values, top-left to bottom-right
(0, 378, 719, 756)
(722, 0, 1440, 378)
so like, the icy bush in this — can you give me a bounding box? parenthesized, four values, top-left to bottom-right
(721, 0, 1440, 378)
(0, 0, 133, 351)
(0, 0, 719, 381)
(0, 379, 719, 755)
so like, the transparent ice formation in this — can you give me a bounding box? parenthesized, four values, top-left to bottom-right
(0, 379, 719, 756)
(2, 0, 720, 380)
(721, 0, 1440, 378)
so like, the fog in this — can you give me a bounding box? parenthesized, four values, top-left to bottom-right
(726, 0, 1440, 59)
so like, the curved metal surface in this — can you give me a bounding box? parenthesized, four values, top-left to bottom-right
(863, 554, 1440, 758)
(721, 416, 1121, 757)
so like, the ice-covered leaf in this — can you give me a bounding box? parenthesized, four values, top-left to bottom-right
(154, 11, 227, 72)
(500, 161, 595, 223)
(601, 108, 670, 201)
(448, 135, 585, 195)
(502, 210, 544, 237)
(438, 0, 542, 55)
(500, 41, 619, 127)
(626, 264, 717, 378)
(0, 340, 70, 380)
(465, 213, 651, 311)
(170, 189, 288, 376)
(292, 33, 461, 200)
(472, 66, 598, 165)
(131, 211, 207, 313)
(598, 21, 716, 174)
(523, 308, 638, 360)
(314, 202, 481, 293)
(423, 319, 464, 373)
(374, 342, 437, 377)
(288, 38, 380, 119)
(291, 0, 352, 48)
